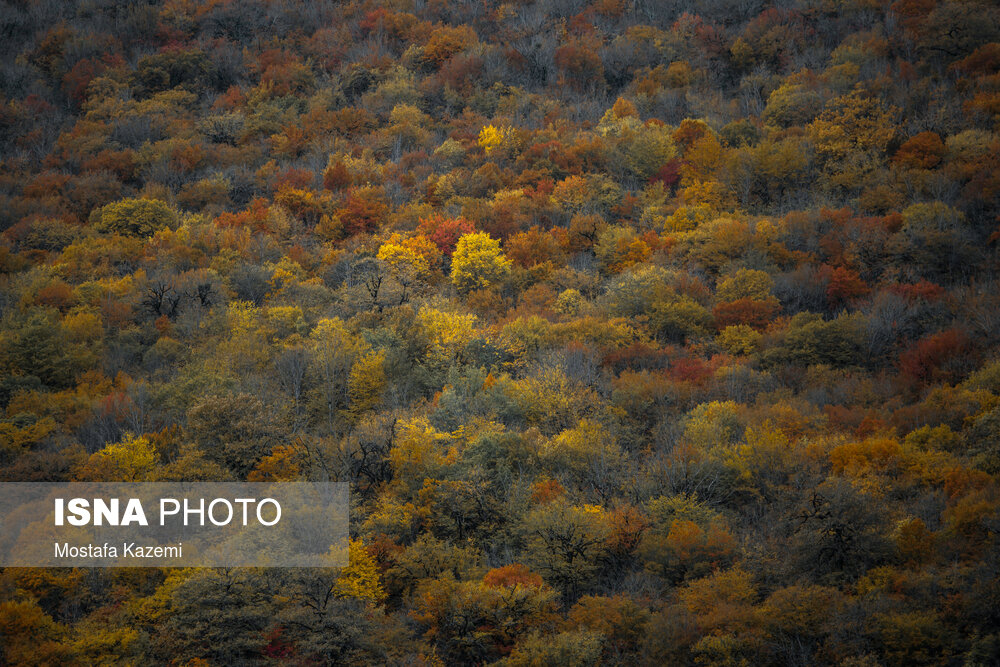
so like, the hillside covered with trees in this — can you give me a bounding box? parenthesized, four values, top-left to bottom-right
(2, 0, 1000, 664)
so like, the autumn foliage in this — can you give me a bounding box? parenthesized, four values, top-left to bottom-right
(1, 0, 1000, 664)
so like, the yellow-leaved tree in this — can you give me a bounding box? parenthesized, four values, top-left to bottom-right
(333, 539, 386, 606)
(450, 231, 511, 293)
(309, 317, 368, 428)
(418, 306, 478, 367)
(716, 268, 774, 301)
(376, 233, 441, 303)
(80, 433, 158, 481)
(388, 417, 458, 490)
(347, 350, 387, 415)
(376, 233, 439, 281)
(478, 124, 516, 154)
(91, 198, 177, 237)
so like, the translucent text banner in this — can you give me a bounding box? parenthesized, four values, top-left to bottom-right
(0, 482, 349, 567)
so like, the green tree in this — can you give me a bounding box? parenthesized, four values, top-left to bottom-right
(766, 312, 866, 368)
(0, 599, 76, 665)
(186, 393, 276, 475)
(522, 500, 611, 604)
(763, 82, 823, 127)
(2, 310, 94, 390)
(791, 478, 891, 582)
(500, 630, 603, 667)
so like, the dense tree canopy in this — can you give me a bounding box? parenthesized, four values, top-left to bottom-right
(2, 0, 1000, 664)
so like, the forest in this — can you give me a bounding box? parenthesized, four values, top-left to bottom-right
(1, 0, 1000, 664)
